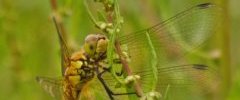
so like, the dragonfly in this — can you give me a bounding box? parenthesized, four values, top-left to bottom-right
(36, 2, 221, 100)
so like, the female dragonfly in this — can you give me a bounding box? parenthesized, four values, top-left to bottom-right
(36, 2, 221, 100)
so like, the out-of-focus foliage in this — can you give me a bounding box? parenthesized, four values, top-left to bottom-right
(0, 0, 238, 100)
(228, 0, 240, 100)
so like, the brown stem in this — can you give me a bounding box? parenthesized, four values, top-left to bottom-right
(115, 40, 144, 97)
(114, 41, 132, 74)
(49, 0, 66, 38)
(104, 1, 144, 97)
(50, 0, 57, 11)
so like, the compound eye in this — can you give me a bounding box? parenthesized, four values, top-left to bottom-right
(89, 45, 94, 50)
(96, 38, 108, 53)
(84, 43, 97, 57)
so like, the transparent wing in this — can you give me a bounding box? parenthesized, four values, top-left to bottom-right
(134, 64, 219, 95)
(119, 3, 222, 69)
(112, 3, 221, 99)
(52, 17, 71, 75)
(36, 76, 63, 100)
(36, 76, 112, 100)
(102, 64, 220, 99)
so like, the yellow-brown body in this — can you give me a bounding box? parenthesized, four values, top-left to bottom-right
(62, 34, 108, 100)
(62, 50, 94, 100)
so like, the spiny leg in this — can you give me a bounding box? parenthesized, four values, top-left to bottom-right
(96, 68, 136, 100)
(97, 69, 114, 100)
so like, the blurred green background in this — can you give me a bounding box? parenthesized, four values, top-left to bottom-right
(0, 0, 239, 100)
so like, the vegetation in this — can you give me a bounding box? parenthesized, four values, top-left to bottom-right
(0, 0, 239, 100)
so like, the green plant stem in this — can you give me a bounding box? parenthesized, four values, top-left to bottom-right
(84, 0, 98, 28)
(218, 0, 231, 99)
(145, 32, 158, 91)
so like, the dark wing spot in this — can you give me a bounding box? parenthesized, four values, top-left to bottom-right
(36, 77, 39, 81)
(197, 3, 214, 9)
(192, 64, 208, 70)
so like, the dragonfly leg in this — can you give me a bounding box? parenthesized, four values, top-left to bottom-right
(102, 64, 123, 76)
(115, 69, 124, 76)
(97, 70, 114, 100)
(96, 69, 137, 100)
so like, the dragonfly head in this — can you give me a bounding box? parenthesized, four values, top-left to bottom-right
(84, 34, 108, 59)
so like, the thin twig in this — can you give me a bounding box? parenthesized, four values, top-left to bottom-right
(115, 40, 144, 97)
(49, 0, 69, 75)
(50, 0, 57, 11)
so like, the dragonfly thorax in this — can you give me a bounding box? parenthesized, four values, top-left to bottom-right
(63, 53, 96, 100)
(65, 54, 95, 84)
